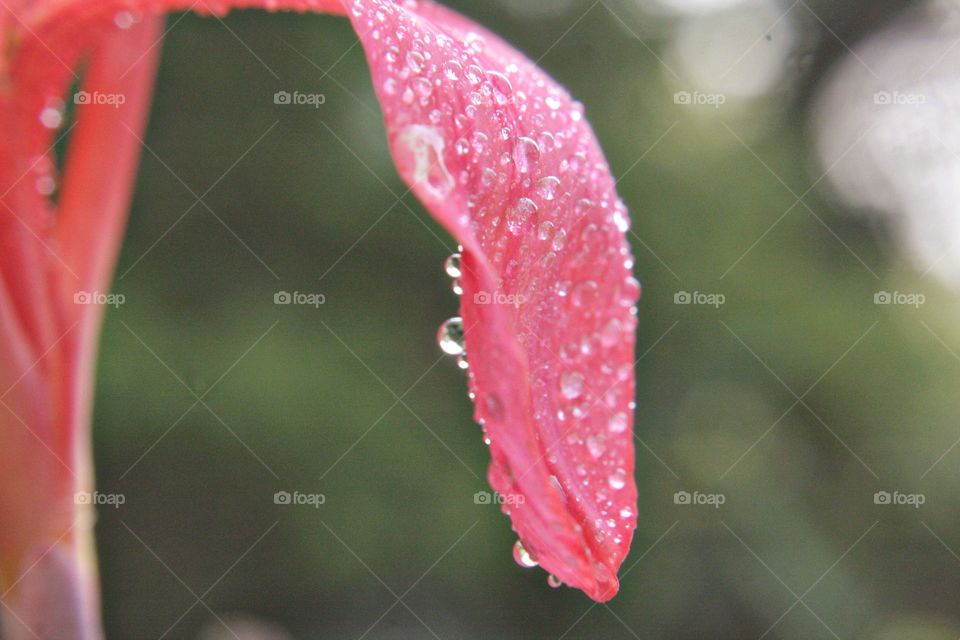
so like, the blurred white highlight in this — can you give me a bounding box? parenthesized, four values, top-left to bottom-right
(814, 1, 960, 286)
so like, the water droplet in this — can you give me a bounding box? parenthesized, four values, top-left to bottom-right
(413, 77, 432, 97)
(507, 197, 537, 235)
(444, 253, 462, 278)
(608, 469, 627, 490)
(575, 198, 595, 216)
(513, 540, 538, 568)
(451, 279, 463, 296)
(35, 175, 55, 196)
(481, 168, 496, 187)
(545, 95, 562, 110)
(437, 317, 465, 356)
(552, 229, 567, 251)
(621, 277, 641, 307)
(547, 574, 563, 588)
(39, 105, 62, 129)
(620, 506, 634, 519)
(613, 207, 631, 232)
(465, 65, 484, 85)
(406, 50, 425, 73)
(513, 137, 540, 174)
(114, 10, 136, 29)
(487, 70, 513, 105)
(537, 220, 555, 241)
(443, 60, 462, 80)
(397, 125, 454, 200)
(471, 131, 488, 154)
(601, 318, 622, 347)
(608, 412, 628, 434)
(560, 372, 584, 399)
(586, 435, 605, 458)
(456, 354, 469, 370)
(536, 176, 560, 201)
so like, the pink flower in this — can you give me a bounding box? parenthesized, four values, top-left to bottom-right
(0, 0, 638, 635)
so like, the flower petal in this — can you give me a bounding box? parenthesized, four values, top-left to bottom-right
(343, 0, 639, 600)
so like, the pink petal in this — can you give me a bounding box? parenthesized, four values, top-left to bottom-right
(2, 0, 639, 603)
(0, 12, 163, 637)
(344, 0, 639, 600)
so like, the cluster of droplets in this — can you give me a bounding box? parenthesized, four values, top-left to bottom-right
(436, 248, 468, 370)
(513, 540, 563, 589)
(34, 97, 67, 198)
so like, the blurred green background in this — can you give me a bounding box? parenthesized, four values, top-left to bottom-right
(87, 0, 960, 637)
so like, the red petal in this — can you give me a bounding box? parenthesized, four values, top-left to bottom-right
(344, 0, 639, 600)
(2, 0, 639, 603)
(0, 11, 163, 634)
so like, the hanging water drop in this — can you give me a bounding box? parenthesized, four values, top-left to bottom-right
(547, 574, 563, 588)
(451, 279, 463, 295)
(513, 540, 538, 568)
(444, 252, 462, 278)
(437, 317, 465, 356)
(456, 354, 469, 370)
